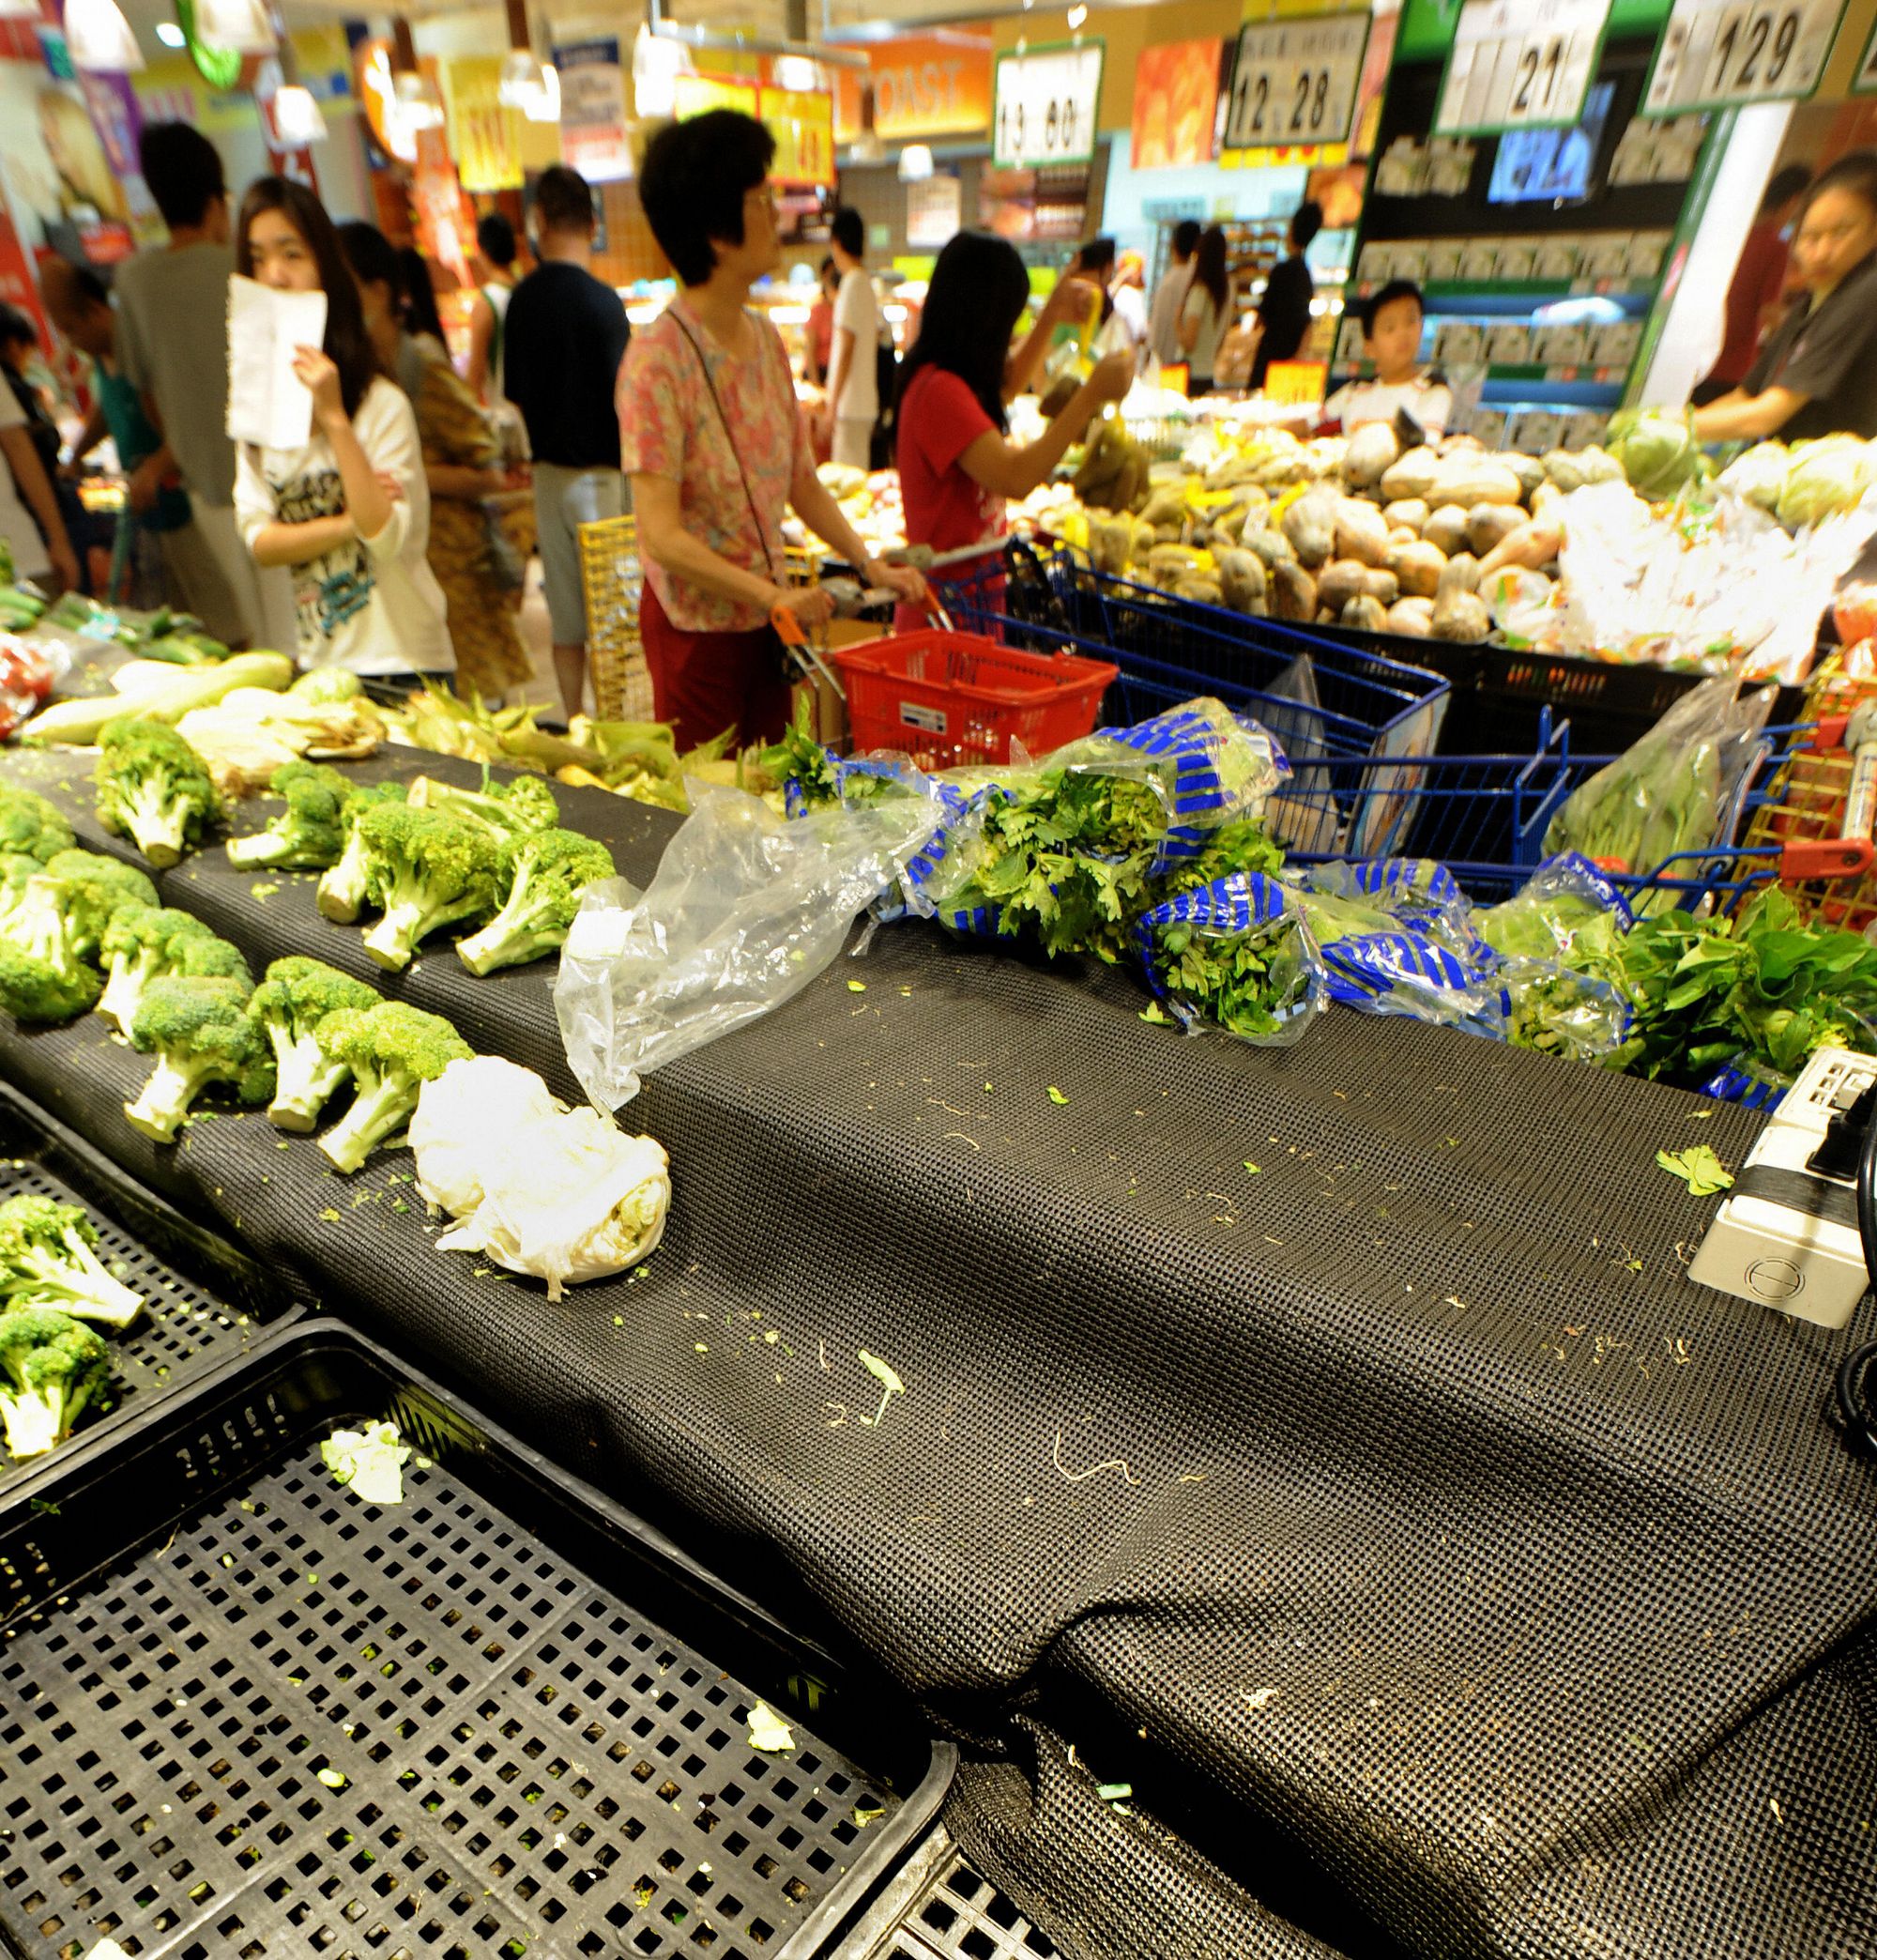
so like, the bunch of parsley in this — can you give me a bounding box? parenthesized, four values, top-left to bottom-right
(1150, 913, 1315, 1041)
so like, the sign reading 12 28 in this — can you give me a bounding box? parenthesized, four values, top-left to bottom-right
(1435, 0, 1611, 135)
(1642, 0, 1845, 115)
(1223, 11, 1371, 152)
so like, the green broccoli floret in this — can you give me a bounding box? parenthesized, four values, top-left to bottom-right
(124, 974, 273, 1143)
(313, 1002, 472, 1173)
(0, 1194, 143, 1329)
(0, 940, 101, 1022)
(0, 851, 44, 926)
(0, 786, 74, 864)
(355, 805, 499, 971)
(289, 667, 363, 705)
(456, 828, 616, 976)
(94, 720, 219, 868)
(226, 760, 352, 870)
(4, 849, 158, 970)
(407, 772, 559, 839)
(250, 956, 381, 1132)
(97, 903, 250, 1035)
(0, 1306, 109, 1457)
(317, 781, 408, 925)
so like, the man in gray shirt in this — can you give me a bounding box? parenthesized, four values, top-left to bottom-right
(114, 125, 291, 651)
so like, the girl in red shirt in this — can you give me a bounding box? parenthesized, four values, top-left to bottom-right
(895, 231, 1130, 622)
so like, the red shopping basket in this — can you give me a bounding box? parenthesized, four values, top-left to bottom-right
(830, 628, 1118, 769)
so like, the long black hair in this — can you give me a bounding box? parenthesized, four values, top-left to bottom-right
(394, 246, 447, 344)
(1191, 224, 1229, 319)
(237, 176, 378, 420)
(898, 230, 1031, 435)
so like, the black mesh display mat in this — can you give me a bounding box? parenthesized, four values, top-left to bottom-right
(1, 745, 1874, 1960)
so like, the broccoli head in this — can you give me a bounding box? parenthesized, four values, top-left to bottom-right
(314, 1001, 472, 1173)
(0, 785, 75, 865)
(125, 974, 273, 1143)
(4, 849, 159, 970)
(95, 720, 219, 868)
(0, 1306, 109, 1458)
(250, 956, 381, 1132)
(316, 781, 408, 925)
(407, 772, 559, 840)
(226, 759, 352, 870)
(457, 828, 617, 976)
(0, 940, 102, 1023)
(0, 1194, 143, 1329)
(98, 903, 250, 1035)
(355, 805, 499, 971)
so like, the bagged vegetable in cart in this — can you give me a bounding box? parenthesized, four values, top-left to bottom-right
(555, 785, 947, 1110)
(1300, 857, 1478, 961)
(1474, 853, 1633, 963)
(1541, 676, 1774, 909)
(1495, 959, 1629, 1063)
(0, 634, 60, 740)
(1136, 874, 1326, 1046)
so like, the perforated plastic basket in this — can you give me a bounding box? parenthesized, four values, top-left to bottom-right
(0, 1320, 952, 1960)
(831, 630, 1118, 770)
(0, 1081, 294, 1488)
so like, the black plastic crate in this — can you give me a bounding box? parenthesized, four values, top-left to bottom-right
(0, 1081, 296, 1488)
(881, 1857, 1058, 1960)
(0, 1320, 952, 1960)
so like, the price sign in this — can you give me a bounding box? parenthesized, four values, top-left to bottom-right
(1223, 10, 1371, 152)
(1434, 0, 1611, 135)
(1641, 0, 1847, 114)
(992, 41, 1105, 169)
(761, 87, 835, 188)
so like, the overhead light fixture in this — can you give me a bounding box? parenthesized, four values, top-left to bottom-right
(497, 47, 542, 107)
(66, 0, 145, 71)
(1066, 5, 1087, 27)
(526, 63, 559, 123)
(195, 0, 275, 54)
(847, 130, 884, 164)
(393, 69, 446, 131)
(771, 54, 823, 95)
(155, 20, 186, 45)
(632, 23, 692, 119)
(272, 82, 326, 145)
(898, 145, 934, 183)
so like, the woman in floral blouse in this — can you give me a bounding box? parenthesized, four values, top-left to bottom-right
(618, 110, 925, 751)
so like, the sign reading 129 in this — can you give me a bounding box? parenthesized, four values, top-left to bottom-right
(992, 41, 1105, 169)
(1642, 0, 1845, 115)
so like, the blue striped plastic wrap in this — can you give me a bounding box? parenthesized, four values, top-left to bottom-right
(1134, 870, 1327, 1046)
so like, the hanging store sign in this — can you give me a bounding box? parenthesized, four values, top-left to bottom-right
(444, 56, 524, 193)
(1641, 0, 1847, 115)
(761, 87, 835, 189)
(833, 34, 993, 145)
(672, 73, 758, 119)
(553, 38, 632, 183)
(1223, 11, 1370, 153)
(1434, 0, 1611, 136)
(992, 40, 1104, 170)
(1133, 38, 1224, 170)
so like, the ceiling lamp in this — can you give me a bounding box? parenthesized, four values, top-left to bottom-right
(898, 145, 934, 183)
(771, 54, 822, 95)
(66, 0, 145, 71)
(497, 47, 542, 107)
(272, 82, 327, 145)
(393, 69, 446, 131)
(155, 19, 184, 43)
(526, 62, 560, 124)
(194, 0, 275, 54)
(632, 22, 691, 119)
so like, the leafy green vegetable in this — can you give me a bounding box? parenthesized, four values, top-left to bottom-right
(1656, 1144, 1732, 1195)
(859, 1349, 904, 1426)
(1606, 406, 1707, 501)
(320, 1420, 412, 1504)
(1151, 914, 1317, 1042)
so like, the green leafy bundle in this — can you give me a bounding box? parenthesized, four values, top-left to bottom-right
(1150, 915, 1316, 1041)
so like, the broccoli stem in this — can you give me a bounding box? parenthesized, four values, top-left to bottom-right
(120, 779, 190, 868)
(97, 950, 158, 1034)
(124, 1054, 219, 1142)
(317, 1072, 416, 1173)
(456, 865, 557, 976)
(360, 893, 484, 972)
(267, 1027, 351, 1133)
(0, 1387, 60, 1458)
(13, 1231, 143, 1328)
(226, 829, 296, 870)
(317, 837, 374, 924)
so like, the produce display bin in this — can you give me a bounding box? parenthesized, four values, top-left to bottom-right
(0, 1319, 954, 1960)
(831, 629, 1117, 770)
(0, 1080, 294, 1490)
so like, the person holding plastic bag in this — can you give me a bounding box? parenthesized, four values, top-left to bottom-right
(619, 112, 925, 752)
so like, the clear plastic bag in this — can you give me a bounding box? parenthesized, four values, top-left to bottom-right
(1541, 675, 1774, 909)
(1495, 957, 1628, 1063)
(1135, 873, 1327, 1047)
(1475, 851, 1633, 964)
(554, 785, 947, 1110)
(1302, 857, 1478, 961)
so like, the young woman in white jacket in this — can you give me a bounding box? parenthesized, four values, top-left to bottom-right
(233, 176, 453, 681)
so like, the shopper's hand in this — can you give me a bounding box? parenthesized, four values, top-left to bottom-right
(771, 584, 835, 634)
(865, 559, 928, 610)
(126, 453, 166, 514)
(1041, 276, 1099, 329)
(47, 537, 79, 595)
(294, 345, 345, 425)
(1089, 350, 1136, 406)
(375, 469, 405, 503)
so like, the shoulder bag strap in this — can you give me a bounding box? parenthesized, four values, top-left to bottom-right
(666, 308, 781, 589)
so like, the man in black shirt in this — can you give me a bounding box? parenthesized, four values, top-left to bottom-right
(504, 164, 630, 718)
(1250, 199, 1322, 393)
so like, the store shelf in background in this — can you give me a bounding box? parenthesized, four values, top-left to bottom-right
(1418, 280, 1654, 303)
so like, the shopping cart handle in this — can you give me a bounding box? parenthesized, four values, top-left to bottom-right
(1781, 836, 1877, 880)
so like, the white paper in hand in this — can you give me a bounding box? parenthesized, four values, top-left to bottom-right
(226, 273, 328, 450)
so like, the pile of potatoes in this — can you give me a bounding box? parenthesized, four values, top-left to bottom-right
(1072, 422, 1624, 642)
